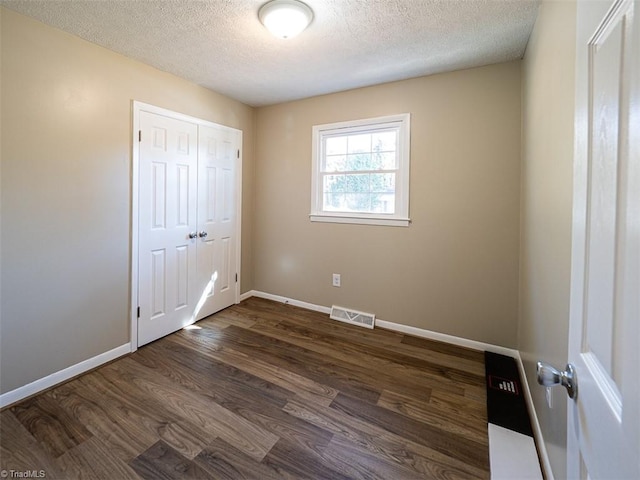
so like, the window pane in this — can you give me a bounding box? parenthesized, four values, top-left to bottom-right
(372, 152, 397, 170)
(345, 174, 370, 193)
(345, 153, 373, 171)
(325, 155, 346, 172)
(323, 193, 345, 211)
(371, 193, 395, 214)
(326, 136, 347, 155)
(323, 174, 345, 193)
(345, 193, 371, 212)
(347, 134, 371, 154)
(372, 131, 397, 152)
(370, 173, 395, 193)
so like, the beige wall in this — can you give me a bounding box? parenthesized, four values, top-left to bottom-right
(0, 9, 255, 394)
(254, 62, 522, 347)
(519, 1, 577, 478)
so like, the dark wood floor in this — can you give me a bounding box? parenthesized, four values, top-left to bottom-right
(1, 297, 490, 479)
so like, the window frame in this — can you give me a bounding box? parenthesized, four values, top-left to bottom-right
(310, 113, 411, 227)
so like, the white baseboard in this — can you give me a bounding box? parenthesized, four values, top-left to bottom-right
(241, 290, 332, 315)
(375, 318, 519, 357)
(239, 290, 253, 302)
(245, 290, 517, 355)
(241, 289, 552, 479)
(0, 343, 131, 409)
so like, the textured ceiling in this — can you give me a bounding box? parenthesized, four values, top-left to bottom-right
(1, 0, 540, 107)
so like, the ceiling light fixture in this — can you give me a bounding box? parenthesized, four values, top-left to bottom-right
(259, 0, 313, 39)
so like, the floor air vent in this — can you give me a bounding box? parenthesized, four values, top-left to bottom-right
(330, 305, 375, 329)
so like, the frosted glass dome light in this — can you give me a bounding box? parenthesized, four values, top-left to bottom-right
(259, 0, 314, 39)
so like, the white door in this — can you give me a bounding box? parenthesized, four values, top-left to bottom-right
(193, 124, 240, 320)
(568, 0, 639, 478)
(137, 111, 199, 346)
(135, 105, 242, 347)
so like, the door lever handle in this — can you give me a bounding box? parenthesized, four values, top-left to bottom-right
(536, 361, 578, 399)
(198, 231, 208, 238)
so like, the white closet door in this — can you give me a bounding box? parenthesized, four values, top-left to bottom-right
(194, 124, 240, 320)
(138, 111, 199, 346)
(134, 104, 242, 347)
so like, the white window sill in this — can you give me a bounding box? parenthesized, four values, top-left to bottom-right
(309, 214, 410, 227)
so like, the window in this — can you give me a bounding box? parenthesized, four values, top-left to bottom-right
(310, 113, 410, 226)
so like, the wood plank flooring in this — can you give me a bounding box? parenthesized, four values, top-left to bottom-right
(0, 297, 490, 479)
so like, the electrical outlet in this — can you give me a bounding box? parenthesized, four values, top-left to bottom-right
(546, 387, 553, 408)
(332, 273, 341, 287)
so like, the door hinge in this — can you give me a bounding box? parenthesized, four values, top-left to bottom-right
(138, 130, 142, 142)
(237, 149, 240, 158)
(137, 306, 140, 318)
(235, 273, 238, 282)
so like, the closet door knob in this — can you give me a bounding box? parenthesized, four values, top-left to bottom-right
(198, 231, 208, 238)
(188, 232, 198, 239)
